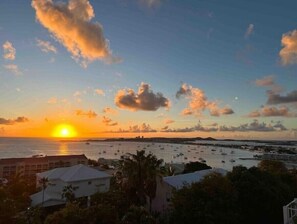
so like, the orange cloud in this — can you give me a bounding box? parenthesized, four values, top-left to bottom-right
(176, 83, 234, 117)
(3, 41, 16, 60)
(32, 0, 119, 66)
(279, 29, 297, 65)
(75, 109, 97, 118)
(3, 64, 22, 75)
(103, 107, 118, 115)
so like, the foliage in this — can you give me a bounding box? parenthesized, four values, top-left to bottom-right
(121, 205, 156, 224)
(118, 150, 163, 209)
(182, 161, 212, 174)
(61, 184, 78, 202)
(170, 173, 238, 224)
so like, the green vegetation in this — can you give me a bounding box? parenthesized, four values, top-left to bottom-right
(0, 152, 296, 224)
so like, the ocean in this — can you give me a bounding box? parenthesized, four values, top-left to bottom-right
(0, 137, 264, 171)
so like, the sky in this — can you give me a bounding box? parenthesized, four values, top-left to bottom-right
(0, 0, 297, 139)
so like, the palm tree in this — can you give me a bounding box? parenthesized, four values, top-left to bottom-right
(38, 177, 48, 206)
(121, 205, 156, 224)
(119, 150, 163, 209)
(62, 184, 78, 202)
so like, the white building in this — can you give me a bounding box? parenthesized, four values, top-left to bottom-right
(30, 164, 112, 207)
(283, 198, 297, 224)
(151, 168, 228, 212)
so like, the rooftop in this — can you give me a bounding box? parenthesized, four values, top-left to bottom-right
(163, 168, 228, 189)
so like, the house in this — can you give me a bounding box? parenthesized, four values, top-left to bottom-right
(151, 168, 228, 212)
(0, 154, 88, 180)
(30, 164, 112, 207)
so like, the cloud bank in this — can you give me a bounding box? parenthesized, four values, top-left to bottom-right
(32, 0, 118, 66)
(248, 106, 294, 117)
(115, 83, 170, 111)
(267, 90, 297, 105)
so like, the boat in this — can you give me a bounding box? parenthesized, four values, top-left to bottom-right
(221, 160, 225, 163)
(230, 159, 235, 163)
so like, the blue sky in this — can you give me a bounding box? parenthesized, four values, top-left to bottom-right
(0, 0, 296, 139)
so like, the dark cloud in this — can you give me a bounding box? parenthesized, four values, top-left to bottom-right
(0, 116, 29, 125)
(161, 123, 218, 133)
(267, 90, 297, 105)
(102, 116, 118, 126)
(115, 83, 170, 111)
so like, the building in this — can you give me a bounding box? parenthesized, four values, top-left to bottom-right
(283, 198, 297, 224)
(151, 168, 228, 212)
(30, 164, 112, 207)
(0, 154, 88, 180)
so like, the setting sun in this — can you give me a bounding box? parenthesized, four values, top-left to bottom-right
(52, 124, 77, 138)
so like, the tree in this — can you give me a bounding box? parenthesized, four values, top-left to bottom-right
(258, 160, 287, 174)
(62, 185, 78, 203)
(39, 177, 49, 206)
(170, 173, 238, 224)
(182, 161, 211, 174)
(119, 150, 163, 209)
(121, 205, 156, 224)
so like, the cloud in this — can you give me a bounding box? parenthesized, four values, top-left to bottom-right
(254, 75, 274, 87)
(3, 64, 22, 75)
(95, 89, 105, 96)
(36, 38, 57, 53)
(76, 109, 97, 118)
(254, 75, 282, 94)
(267, 90, 297, 105)
(245, 24, 254, 39)
(161, 123, 218, 133)
(103, 107, 118, 115)
(115, 83, 170, 111)
(219, 120, 287, 132)
(47, 97, 57, 104)
(107, 123, 156, 133)
(102, 116, 118, 126)
(0, 116, 29, 125)
(3, 41, 16, 60)
(279, 29, 297, 65)
(176, 83, 234, 117)
(164, 118, 174, 124)
(32, 0, 118, 66)
(248, 106, 295, 117)
(140, 0, 163, 8)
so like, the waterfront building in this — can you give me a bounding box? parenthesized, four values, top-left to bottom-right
(0, 154, 88, 180)
(30, 164, 112, 207)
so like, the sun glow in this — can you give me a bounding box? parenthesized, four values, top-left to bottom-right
(52, 124, 77, 138)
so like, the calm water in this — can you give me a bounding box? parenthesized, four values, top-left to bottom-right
(0, 138, 262, 171)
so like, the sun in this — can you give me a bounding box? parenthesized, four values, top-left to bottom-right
(52, 124, 77, 138)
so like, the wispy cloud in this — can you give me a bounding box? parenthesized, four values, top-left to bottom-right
(32, 0, 120, 66)
(0, 116, 29, 125)
(36, 38, 57, 53)
(102, 116, 118, 126)
(279, 29, 297, 65)
(176, 83, 234, 117)
(3, 41, 16, 60)
(3, 64, 22, 75)
(245, 24, 254, 39)
(95, 89, 105, 96)
(47, 97, 57, 104)
(164, 118, 174, 124)
(103, 107, 118, 115)
(140, 0, 164, 8)
(76, 109, 97, 118)
(115, 83, 170, 111)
